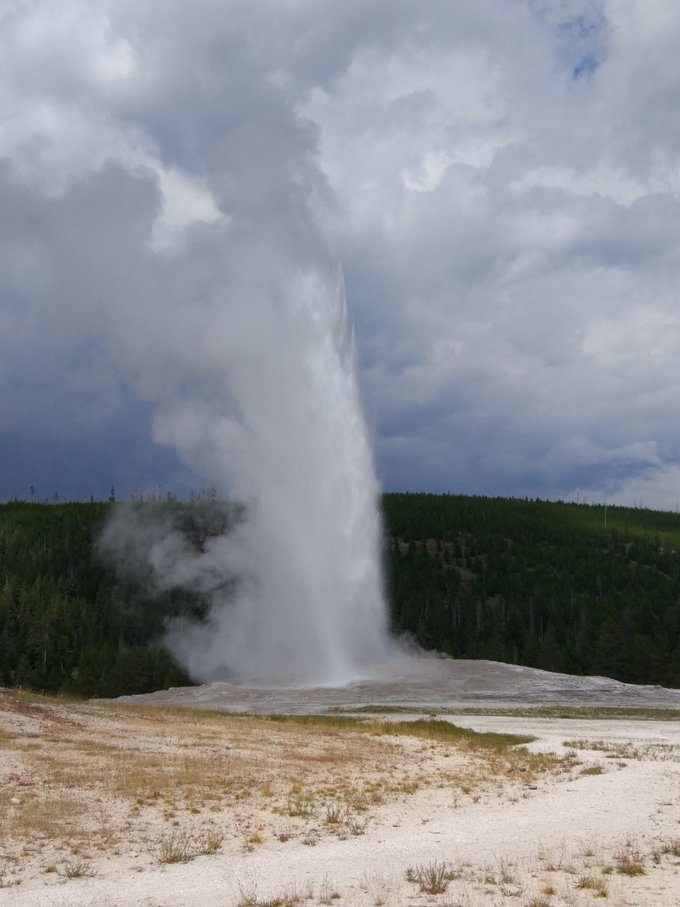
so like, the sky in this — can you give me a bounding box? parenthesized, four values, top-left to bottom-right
(2, 0, 680, 510)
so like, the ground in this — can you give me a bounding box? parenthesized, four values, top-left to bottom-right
(3, 659, 680, 905)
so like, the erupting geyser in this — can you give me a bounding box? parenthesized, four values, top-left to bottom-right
(166, 271, 392, 686)
(97, 102, 396, 688)
(101, 269, 393, 688)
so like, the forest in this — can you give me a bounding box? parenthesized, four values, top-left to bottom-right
(384, 494, 680, 686)
(2, 493, 680, 696)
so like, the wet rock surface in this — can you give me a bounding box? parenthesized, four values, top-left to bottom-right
(107, 657, 680, 714)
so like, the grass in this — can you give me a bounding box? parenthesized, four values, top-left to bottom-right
(0, 863, 20, 889)
(157, 830, 193, 864)
(197, 828, 223, 854)
(58, 859, 96, 879)
(615, 853, 646, 876)
(285, 793, 315, 817)
(405, 860, 460, 894)
(345, 816, 367, 836)
(267, 713, 537, 750)
(324, 804, 344, 824)
(266, 715, 570, 790)
(337, 704, 680, 721)
(8, 794, 88, 841)
(563, 738, 680, 761)
(660, 838, 680, 857)
(7, 687, 674, 902)
(576, 875, 608, 896)
(237, 894, 301, 907)
(1, 688, 579, 882)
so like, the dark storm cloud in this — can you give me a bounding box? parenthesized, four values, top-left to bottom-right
(2, 1, 680, 508)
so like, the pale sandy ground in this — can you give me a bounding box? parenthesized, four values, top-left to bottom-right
(4, 660, 680, 906)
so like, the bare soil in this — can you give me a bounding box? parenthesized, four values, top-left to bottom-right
(4, 659, 680, 905)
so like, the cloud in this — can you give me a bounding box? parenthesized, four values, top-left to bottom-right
(0, 0, 679, 512)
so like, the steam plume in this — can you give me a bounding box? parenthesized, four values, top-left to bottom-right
(100, 261, 392, 686)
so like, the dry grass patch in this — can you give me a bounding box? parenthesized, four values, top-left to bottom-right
(0, 689, 579, 891)
(615, 853, 646, 876)
(660, 838, 680, 858)
(564, 738, 680, 762)
(237, 894, 301, 907)
(405, 860, 460, 894)
(8, 794, 88, 841)
(576, 874, 608, 896)
(57, 858, 96, 879)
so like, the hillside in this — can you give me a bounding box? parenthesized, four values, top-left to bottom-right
(385, 493, 680, 686)
(0, 501, 193, 695)
(2, 494, 680, 695)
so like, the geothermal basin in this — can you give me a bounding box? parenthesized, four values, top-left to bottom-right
(113, 656, 680, 713)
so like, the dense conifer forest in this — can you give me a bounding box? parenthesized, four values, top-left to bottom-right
(3, 493, 680, 696)
(385, 494, 680, 686)
(0, 501, 195, 696)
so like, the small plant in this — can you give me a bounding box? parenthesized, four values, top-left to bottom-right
(286, 793, 314, 818)
(576, 875, 596, 889)
(345, 816, 367, 836)
(576, 874, 608, 895)
(157, 830, 193, 864)
(405, 860, 459, 894)
(197, 828, 223, 855)
(324, 804, 344, 825)
(497, 857, 515, 885)
(614, 842, 645, 877)
(615, 854, 645, 876)
(347, 792, 370, 812)
(58, 859, 96, 879)
(318, 875, 341, 905)
(661, 838, 680, 857)
(237, 891, 302, 907)
(0, 864, 20, 889)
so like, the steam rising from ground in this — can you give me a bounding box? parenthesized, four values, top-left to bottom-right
(100, 273, 393, 686)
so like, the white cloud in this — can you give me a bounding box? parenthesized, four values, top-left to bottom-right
(151, 167, 225, 252)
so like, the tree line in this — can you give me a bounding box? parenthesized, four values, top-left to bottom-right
(0, 501, 195, 696)
(3, 493, 680, 696)
(385, 493, 680, 686)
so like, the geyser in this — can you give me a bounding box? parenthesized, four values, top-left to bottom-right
(102, 269, 393, 687)
(170, 271, 391, 685)
(95, 99, 396, 688)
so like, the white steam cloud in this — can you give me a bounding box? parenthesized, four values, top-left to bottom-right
(101, 266, 392, 686)
(101, 274, 392, 685)
(2, 0, 398, 686)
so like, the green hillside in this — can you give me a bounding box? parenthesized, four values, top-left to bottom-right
(384, 493, 680, 686)
(2, 494, 680, 696)
(0, 501, 194, 696)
